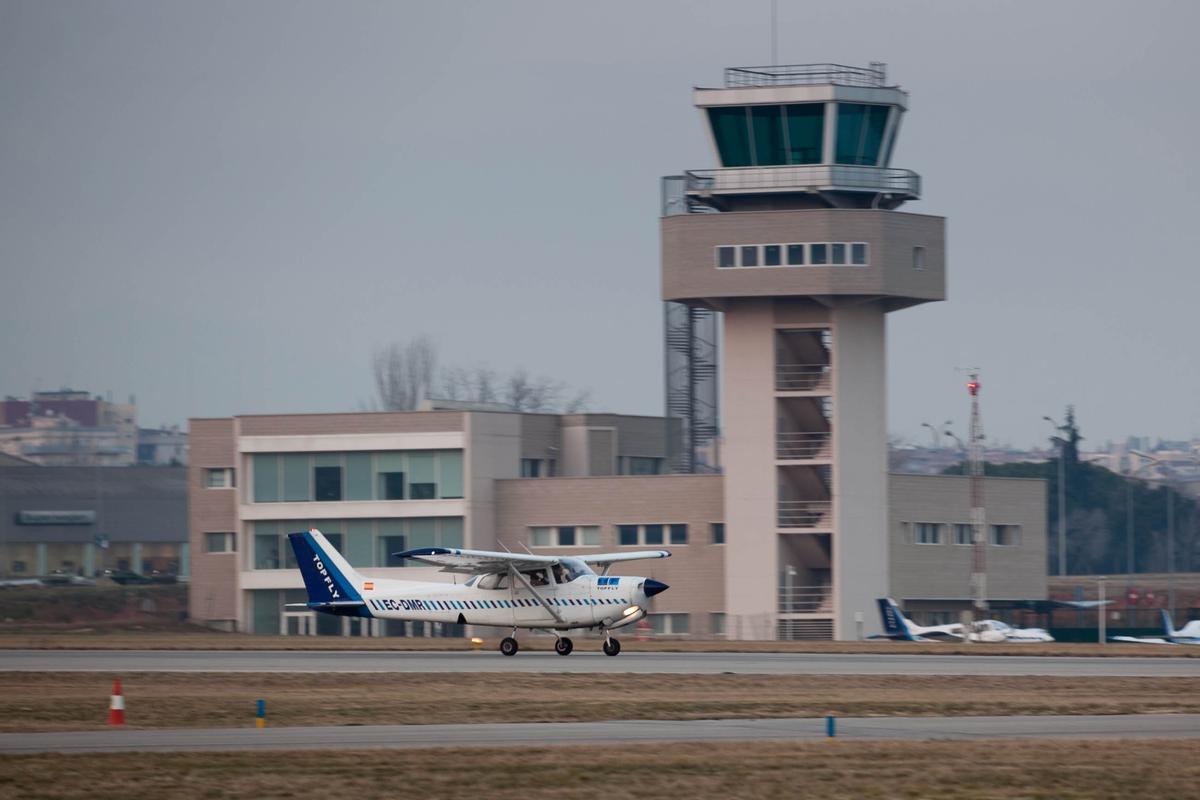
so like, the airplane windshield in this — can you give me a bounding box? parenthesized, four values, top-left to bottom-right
(559, 557, 594, 582)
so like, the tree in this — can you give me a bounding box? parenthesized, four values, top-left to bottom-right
(372, 337, 437, 411)
(372, 337, 590, 414)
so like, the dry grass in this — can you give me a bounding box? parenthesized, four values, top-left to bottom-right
(1, 630, 1196, 657)
(2, 739, 1199, 800)
(2, 672, 1199, 732)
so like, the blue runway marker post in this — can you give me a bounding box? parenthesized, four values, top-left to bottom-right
(825, 713, 836, 738)
(256, 699, 266, 729)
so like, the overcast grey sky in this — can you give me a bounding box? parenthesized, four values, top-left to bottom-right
(2, 0, 1197, 448)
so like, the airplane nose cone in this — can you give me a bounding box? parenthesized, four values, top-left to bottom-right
(644, 579, 669, 598)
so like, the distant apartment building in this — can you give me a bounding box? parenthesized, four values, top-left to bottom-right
(0, 390, 137, 466)
(137, 426, 189, 466)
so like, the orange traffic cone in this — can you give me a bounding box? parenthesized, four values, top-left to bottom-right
(108, 679, 125, 726)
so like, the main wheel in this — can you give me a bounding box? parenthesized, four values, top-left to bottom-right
(500, 637, 519, 656)
(554, 637, 574, 656)
(602, 637, 621, 656)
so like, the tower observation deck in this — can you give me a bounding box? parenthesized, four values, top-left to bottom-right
(661, 64, 946, 640)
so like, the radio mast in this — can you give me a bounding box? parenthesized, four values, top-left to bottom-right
(967, 373, 988, 618)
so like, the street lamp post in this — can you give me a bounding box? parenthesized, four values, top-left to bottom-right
(1043, 417, 1068, 576)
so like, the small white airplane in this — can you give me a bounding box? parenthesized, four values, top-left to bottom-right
(286, 528, 670, 656)
(1111, 610, 1200, 646)
(868, 598, 1054, 642)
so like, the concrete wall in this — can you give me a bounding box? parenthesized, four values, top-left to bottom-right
(494, 474, 725, 635)
(831, 303, 890, 638)
(188, 418, 239, 627)
(720, 298, 779, 639)
(661, 209, 945, 307)
(889, 474, 1048, 602)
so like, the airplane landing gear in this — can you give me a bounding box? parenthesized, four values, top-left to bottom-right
(602, 636, 621, 657)
(554, 637, 574, 656)
(500, 636, 520, 656)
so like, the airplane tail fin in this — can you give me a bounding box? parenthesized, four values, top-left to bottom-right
(1161, 608, 1177, 638)
(288, 528, 365, 605)
(877, 597, 914, 640)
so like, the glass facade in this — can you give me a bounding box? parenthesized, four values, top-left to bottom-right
(252, 450, 464, 503)
(708, 104, 825, 167)
(250, 517, 464, 570)
(835, 103, 890, 166)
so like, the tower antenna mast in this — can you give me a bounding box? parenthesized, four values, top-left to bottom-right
(966, 372, 988, 620)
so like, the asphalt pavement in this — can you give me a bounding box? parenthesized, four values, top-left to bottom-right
(3, 649, 1199, 676)
(2, 714, 1197, 753)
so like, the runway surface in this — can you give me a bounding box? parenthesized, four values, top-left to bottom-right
(2, 714, 1197, 753)
(3, 649, 1199, 676)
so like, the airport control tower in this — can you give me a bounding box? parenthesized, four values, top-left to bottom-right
(662, 64, 946, 639)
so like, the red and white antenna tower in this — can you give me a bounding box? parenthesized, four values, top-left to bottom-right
(966, 372, 988, 616)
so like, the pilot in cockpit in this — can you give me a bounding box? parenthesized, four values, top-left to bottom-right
(529, 569, 548, 586)
(551, 563, 566, 584)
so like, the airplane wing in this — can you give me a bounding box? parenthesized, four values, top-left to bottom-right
(1109, 635, 1173, 645)
(582, 551, 671, 570)
(392, 547, 560, 574)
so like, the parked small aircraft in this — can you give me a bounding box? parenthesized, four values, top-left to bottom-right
(868, 598, 1055, 642)
(286, 528, 670, 656)
(1111, 609, 1200, 646)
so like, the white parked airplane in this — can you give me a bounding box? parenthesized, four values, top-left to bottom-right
(286, 528, 670, 656)
(868, 598, 1054, 642)
(1111, 609, 1200, 645)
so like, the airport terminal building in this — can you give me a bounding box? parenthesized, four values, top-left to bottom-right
(188, 409, 1045, 639)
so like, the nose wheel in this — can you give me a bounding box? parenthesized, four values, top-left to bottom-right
(554, 636, 574, 656)
(499, 636, 519, 656)
(602, 636, 621, 657)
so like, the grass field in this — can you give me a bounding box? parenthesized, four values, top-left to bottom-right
(2, 629, 1196, 657)
(3, 672, 1199, 732)
(2, 739, 1198, 800)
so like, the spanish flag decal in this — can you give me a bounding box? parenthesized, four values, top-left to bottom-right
(364, 582, 374, 591)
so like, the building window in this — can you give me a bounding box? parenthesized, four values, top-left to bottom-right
(716, 246, 736, 269)
(810, 243, 828, 265)
(926, 611, 953, 626)
(786, 244, 805, 265)
(409, 483, 436, 500)
(379, 535, 406, 567)
(649, 613, 690, 635)
(710, 612, 726, 636)
(628, 456, 663, 475)
(990, 525, 1020, 546)
(617, 524, 684, 547)
(831, 243, 847, 265)
(380, 472, 405, 500)
(205, 532, 235, 553)
(205, 468, 233, 488)
(913, 246, 926, 270)
(763, 244, 782, 266)
(914, 522, 942, 545)
(314, 466, 343, 502)
(711, 522, 725, 544)
(529, 526, 600, 548)
(953, 524, 972, 545)
(851, 243, 868, 265)
(520, 458, 543, 478)
(740, 245, 759, 267)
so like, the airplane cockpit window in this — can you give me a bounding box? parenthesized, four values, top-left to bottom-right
(559, 557, 594, 582)
(527, 569, 549, 586)
(474, 574, 510, 590)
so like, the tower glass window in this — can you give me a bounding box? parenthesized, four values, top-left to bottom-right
(750, 105, 787, 166)
(784, 104, 825, 164)
(707, 107, 753, 167)
(835, 103, 890, 166)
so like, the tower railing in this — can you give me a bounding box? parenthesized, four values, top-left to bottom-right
(725, 63, 888, 88)
(776, 431, 832, 460)
(777, 500, 832, 529)
(776, 364, 831, 392)
(778, 584, 834, 613)
(686, 166, 920, 198)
